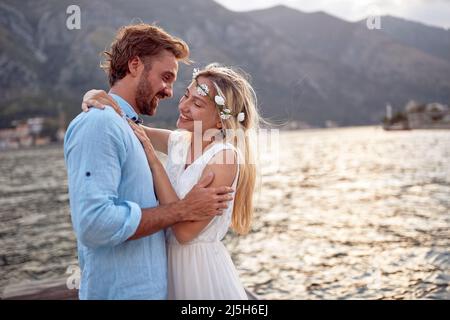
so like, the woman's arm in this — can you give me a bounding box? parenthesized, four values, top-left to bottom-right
(128, 120, 236, 244)
(81, 89, 171, 154)
(140, 126, 171, 155)
(171, 153, 237, 244)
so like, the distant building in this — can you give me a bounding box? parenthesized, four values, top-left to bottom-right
(385, 103, 393, 121)
(0, 117, 58, 150)
(384, 101, 450, 130)
(406, 101, 450, 129)
(325, 120, 338, 128)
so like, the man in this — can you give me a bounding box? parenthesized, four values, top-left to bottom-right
(64, 23, 233, 299)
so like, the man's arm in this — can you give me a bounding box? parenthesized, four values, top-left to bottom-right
(128, 171, 234, 241)
(127, 135, 237, 243)
(128, 203, 180, 241)
(65, 109, 141, 249)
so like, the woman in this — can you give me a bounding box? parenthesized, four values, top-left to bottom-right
(82, 63, 261, 299)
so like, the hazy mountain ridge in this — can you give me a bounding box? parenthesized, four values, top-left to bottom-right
(1, 0, 449, 128)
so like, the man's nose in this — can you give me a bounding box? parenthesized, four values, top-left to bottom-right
(163, 86, 173, 98)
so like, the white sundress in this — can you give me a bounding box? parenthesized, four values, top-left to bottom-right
(165, 130, 248, 300)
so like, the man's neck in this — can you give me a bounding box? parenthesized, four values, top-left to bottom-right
(109, 85, 139, 115)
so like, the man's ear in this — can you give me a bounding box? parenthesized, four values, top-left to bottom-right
(128, 56, 141, 77)
(216, 119, 223, 129)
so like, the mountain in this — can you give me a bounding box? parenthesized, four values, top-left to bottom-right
(245, 5, 450, 123)
(372, 15, 450, 63)
(0, 0, 449, 128)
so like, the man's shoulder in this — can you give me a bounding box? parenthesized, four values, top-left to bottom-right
(65, 107, 130, 149)
(68, 107, 127, 133)
(84, 106, 126, 126)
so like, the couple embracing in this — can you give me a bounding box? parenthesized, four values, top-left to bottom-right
(64, 23, 262, 300)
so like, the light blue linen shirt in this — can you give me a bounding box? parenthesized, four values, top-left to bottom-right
(64, 93, 167, 300)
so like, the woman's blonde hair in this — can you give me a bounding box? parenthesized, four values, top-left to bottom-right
(194, 63, 261, 235)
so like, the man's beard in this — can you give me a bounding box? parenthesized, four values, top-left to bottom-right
(135, 72, 166, 116)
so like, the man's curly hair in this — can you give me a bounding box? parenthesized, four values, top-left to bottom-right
(101, 23, 191, 86)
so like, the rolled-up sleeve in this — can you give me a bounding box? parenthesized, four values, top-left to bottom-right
(64, 110, 141, 249)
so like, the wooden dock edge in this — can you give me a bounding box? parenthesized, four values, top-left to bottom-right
(1, 278, 259, 300)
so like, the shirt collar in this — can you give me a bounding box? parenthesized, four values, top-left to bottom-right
(109, 93, 143, 124)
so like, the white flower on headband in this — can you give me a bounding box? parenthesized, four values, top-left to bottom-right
(192, 68, 201, 79)
(237, 112, 245, 122)
(214, 95, 225, 106)
(196, 83, 209, 96)
(220, 107, 232, 120)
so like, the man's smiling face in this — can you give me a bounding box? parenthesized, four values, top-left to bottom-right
(135, 50, 178, 116)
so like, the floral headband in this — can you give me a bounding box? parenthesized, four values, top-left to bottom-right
(192, 68, 245, 122)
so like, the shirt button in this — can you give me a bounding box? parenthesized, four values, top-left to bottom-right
(86, 172, 91, 177)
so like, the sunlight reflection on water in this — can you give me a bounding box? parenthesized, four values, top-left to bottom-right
(0, 126, 449, 299)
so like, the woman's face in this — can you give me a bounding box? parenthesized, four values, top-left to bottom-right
(176, 76, 221, 133)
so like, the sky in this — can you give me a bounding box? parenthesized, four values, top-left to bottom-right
(214, 0, 450, 29)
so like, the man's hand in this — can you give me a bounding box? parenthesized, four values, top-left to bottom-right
(178, 171, 234, 221)
(129, 167, 235, 241)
